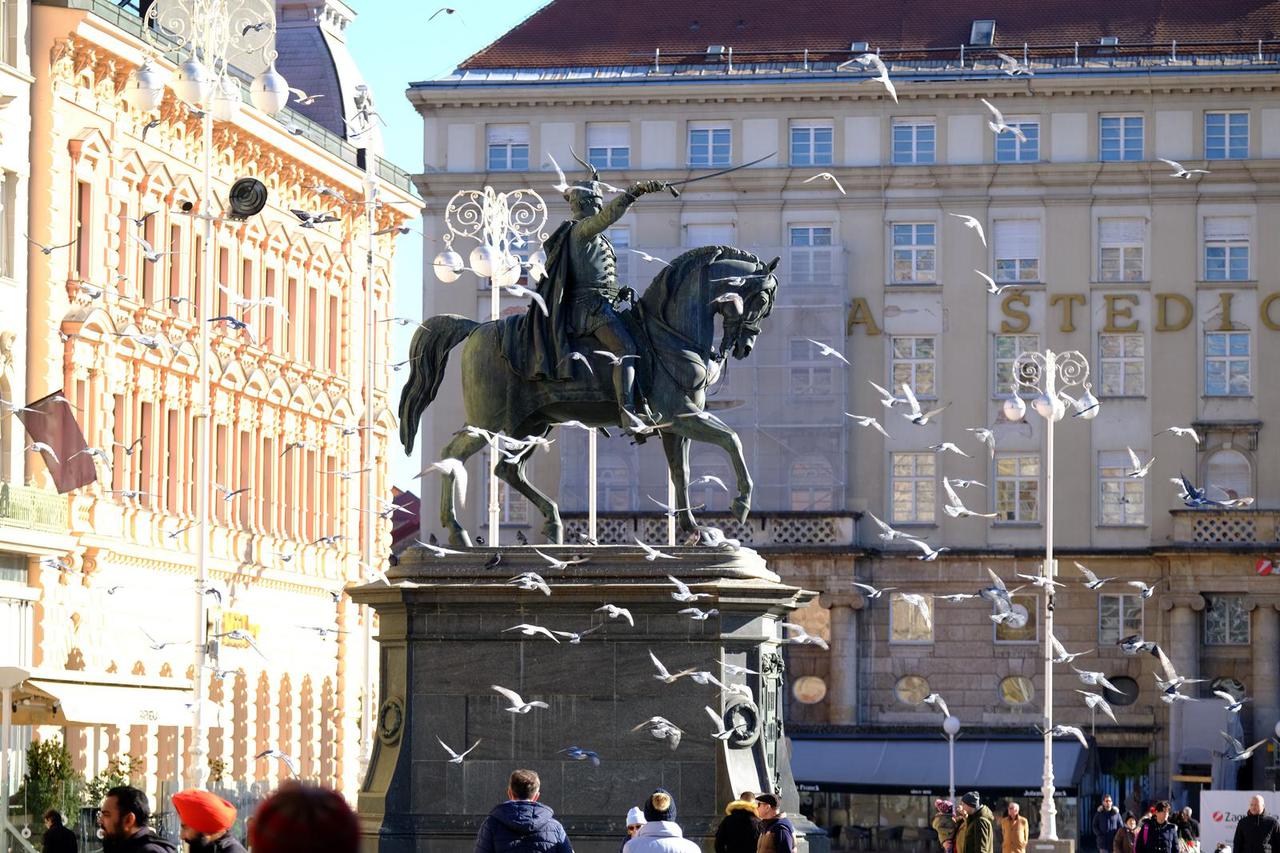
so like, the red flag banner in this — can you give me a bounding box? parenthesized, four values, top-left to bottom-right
(15, 390, 97, 494)
(1257, 558, 1276, 576)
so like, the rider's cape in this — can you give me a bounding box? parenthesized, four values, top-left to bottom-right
(499, 219, 576, 381)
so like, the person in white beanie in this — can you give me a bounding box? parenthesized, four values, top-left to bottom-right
(621, 807, 647, 852)
(624, 789, 699, 853)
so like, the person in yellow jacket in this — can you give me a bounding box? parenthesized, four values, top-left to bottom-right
(1000, 803, 1029, 853)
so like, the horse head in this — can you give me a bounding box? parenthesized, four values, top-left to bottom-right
(715, 255, 779, 359)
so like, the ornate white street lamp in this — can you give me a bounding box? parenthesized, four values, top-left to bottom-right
(435, 187, 547, 544)
(943, 714, 961, 804)
(1010, 349, 1098, 841)
(129, 0, 290, 790)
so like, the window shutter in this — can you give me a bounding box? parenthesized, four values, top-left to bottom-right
(994, 219, 1040, 259)
(1204, 216, 1249, 240)
(587, 122, 629, 148)
(486, 124, 529, 145)
(685, 224, 735, 247)
(1099, 218, 1145, 244)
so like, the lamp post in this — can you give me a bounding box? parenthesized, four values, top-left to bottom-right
(1007, 349, 1098, 841)
(133, 0, 290, 789)
(943, 714, 961, 804)
(433, 187, 547, 545)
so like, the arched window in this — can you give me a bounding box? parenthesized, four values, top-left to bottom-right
(690, 453, 731, 512)
(789, 455, 834, 511)
(1205, 449, 1252, 501)
(598, 454, 635, 512)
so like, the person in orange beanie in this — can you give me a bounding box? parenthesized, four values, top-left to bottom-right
(172, 789, 245, 853)
(249, 783, 359, 853)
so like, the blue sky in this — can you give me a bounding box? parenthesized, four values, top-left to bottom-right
(345, 0, 552, 487)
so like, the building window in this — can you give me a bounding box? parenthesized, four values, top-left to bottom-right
(1105, 676, 1140, 707)
(789, 226, 833, 286)
(1099, 333, 1145, 397)
(598, 454, 634, 511)
(789, 455, 835, 511)
(1204, 594, 1250, 645)
(789, 339, 835, 398)
(894, 675, 930, 706)
(790, 122, 833, 166)
(0, 171, 15, 279)
(1204, 331, 1250, 396)
(690, 454, 731, 512)
(891, 336, 935, 398)
(1205, 449, 1252, 500)
(994, 334, 1039, 395)
(995, 453, 1040, 522)
(1205, 111, 1249, 160)
(1000, 675, 1035, 706)
(1098, 218, 1145, 281)
(994, 119, 1039, 163)
(1204, 216, 1250, 281)
(890, 593, 934, 643)
(486, 124, 530, 171)
(586, 122, 630, 169)
(1099, 450, 1146, 525)
(684, 223, 735, 248)
(995, 594, 1038, 643)
(1098, 594, 1142, 645)
(73, 179, 91, 277)
(605, 226, 630, 287)
(993, 219, 1040, 282)
(688, 123, 731, 167)
(891, 119, 935, 165)
(891, 222, 936, 283)
(495, 480, 529, 525)
(1100, 115, 1144, 162)
(891, 452, 936, 524)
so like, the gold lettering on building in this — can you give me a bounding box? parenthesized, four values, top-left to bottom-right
(1262, 293, 1280, 331)
(1000, 292, 1031, 333)
(846, 298, 882, 336)
(1049, 294, 1086, 333)
(1217, 291, 1235, 331)
(1154, 293, 1192, 332)
(1103, 294, 1140, 333)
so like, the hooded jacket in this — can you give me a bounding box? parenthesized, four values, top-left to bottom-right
(956, 806, 996, 853)
(1094, 807, 1124, 851)
(715, 800, 761, 853)
(474, 800, 573, 853)
(624, 820, 700, 853)
(102, 828, 178, 853)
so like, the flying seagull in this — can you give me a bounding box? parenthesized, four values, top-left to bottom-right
(1157, 158, 1209, 180)
(948, 214, 988, 247)
(1074, 561, 1116, 590)
(632, 716, 683, 750)
(900, 383, 949, 426)
(981, 99, 1027, 142)
(1052, 635, 1094, 664)
(502, 624, 561, 643)
(254, 748, 299, 777)
(649, 650, 697, 684)
(491, 684, 549, 713)
(1077, 690, 1118, 723)
(595, 604, 635, 627)
(802, 172, 846, 194)
(839, 52, 897, 102)
(437, 736, 481, 764)
(806, 339, 850, 365)
(845, 413, 893, 439)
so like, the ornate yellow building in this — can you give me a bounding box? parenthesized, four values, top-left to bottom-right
(1, 0, 418, 814)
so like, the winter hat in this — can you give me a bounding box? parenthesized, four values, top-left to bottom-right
(643, 789, 677, 823)
(756, 793, 780, 809)
(961, 792, 981, 809)
(250, 783, 360, 853)
(627, 807, 648, 827)
(935, 799, 954, 815)
(172, 789, 236, 835)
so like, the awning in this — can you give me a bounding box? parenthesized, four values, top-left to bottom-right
(792, 736, 1088, 795)
(10, 675, 194, 727)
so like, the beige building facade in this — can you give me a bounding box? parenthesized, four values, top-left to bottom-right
(409, 6, 1280, 840)
(0, 0, 418, 826)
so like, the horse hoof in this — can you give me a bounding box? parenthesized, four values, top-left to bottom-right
(731, 497, 750, 523)
(542, 522, 563, 545)
(449, 528, 472, 549)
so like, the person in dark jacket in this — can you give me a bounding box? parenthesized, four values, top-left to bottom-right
(173, 789, 245, 853)
(1114, 814, 1139, 853)
(955, 793, 995, 853)
(98, 786, 177, 853)
(755, 794, 795, 853)
(1233, 796, 1280, 853)
(474, 769, 573, 853)
(715, 791, 760, 853)
(1181, 809, 1200, 842)
(42, 809, 77, 853)
(1095, 797, 1124, 853)
(1136, 802, 1180, 853)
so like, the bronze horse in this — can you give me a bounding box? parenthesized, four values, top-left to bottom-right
(399, 245, 779, 547)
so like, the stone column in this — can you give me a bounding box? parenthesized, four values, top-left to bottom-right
(1161, 594, 1203, 802)
(1246, 596, 1280, 789)
(819, 590, 865, 725)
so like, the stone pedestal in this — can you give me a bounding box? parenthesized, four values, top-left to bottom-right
(350, 545, 821, 852)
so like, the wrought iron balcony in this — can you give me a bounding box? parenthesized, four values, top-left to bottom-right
(0, 483, 69, 533)
(561, 511, 856, 549)
(1170, 508, 1280, 546)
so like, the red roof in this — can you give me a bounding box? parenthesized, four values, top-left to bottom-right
(457, 0, 1280, 70)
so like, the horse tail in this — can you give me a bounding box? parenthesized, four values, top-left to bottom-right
(398, 314, 480, 454)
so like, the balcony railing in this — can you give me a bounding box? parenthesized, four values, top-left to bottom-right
(562, 511, 856, 549)
(1170, 508, 1280, 546)
(0, 483, 69, 533)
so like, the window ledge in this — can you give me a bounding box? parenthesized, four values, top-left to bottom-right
(992, 521, 1044, 528)
(893, 523, 938, 531)
(1201, 394, 1253, 400)
(1197, 280, 1257, 287)
(993, 281, 1046, 288)
(1093, 280, 1151, 287)
(886, 282, 939, 290)
(1097, 395, 1148, 401)
(1096, 524, 1149, 530)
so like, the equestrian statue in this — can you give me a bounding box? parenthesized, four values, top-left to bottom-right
(399, 154, 780, 547)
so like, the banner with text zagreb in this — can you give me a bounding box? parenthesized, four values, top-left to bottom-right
(1201, 790, 1269, 852)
